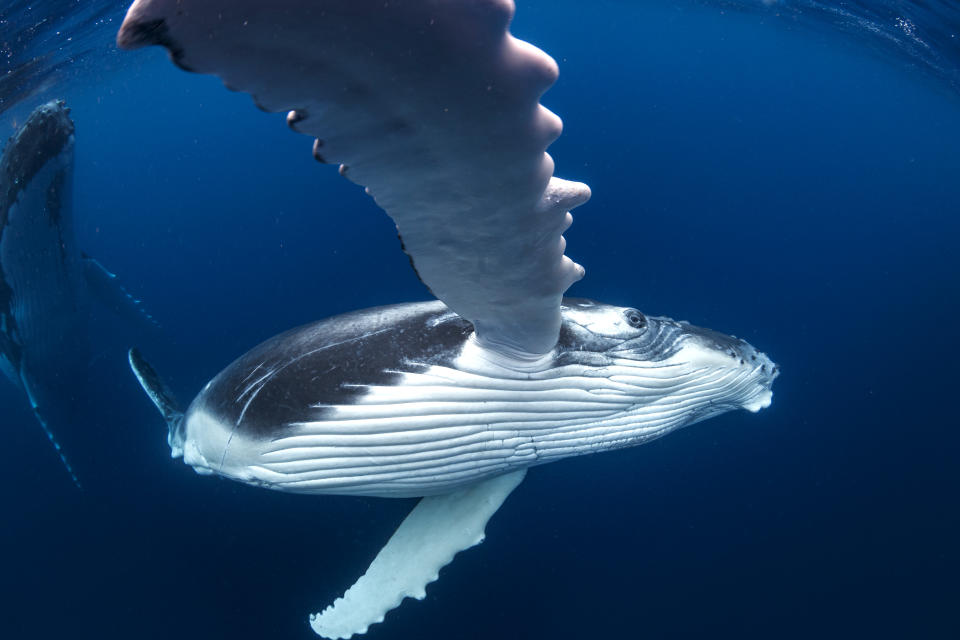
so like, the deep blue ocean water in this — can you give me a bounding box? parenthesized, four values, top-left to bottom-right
(1, 1, 958, 638)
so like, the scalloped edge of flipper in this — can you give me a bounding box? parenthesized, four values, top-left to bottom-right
(310, 469, 527, 639)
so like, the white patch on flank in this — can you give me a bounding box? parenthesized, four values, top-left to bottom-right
(182, 410, 231, 477)
(454, 334, 556, 376)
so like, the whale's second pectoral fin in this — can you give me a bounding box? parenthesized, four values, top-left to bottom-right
(311, 469, 527, 639)
(82, 256, 160, 331)
(20, 372, 81, 489)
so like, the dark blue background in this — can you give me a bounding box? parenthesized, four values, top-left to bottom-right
(2, 1, 958, 638)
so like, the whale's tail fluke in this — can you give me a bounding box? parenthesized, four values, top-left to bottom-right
(128, 348, 185, 458)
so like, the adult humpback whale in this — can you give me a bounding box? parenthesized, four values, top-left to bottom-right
(117, 1, 779, 637)
(0, 100, 157, 488)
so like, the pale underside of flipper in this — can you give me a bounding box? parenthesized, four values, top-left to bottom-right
(117, 0, 591, 356)
(311, 469, 526, 639)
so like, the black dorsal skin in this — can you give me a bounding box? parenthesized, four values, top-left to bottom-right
(192, 300, 469, 438)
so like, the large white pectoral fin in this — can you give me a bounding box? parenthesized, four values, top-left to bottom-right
(310, 469, 527, 639)
(117, 0, 591, 356)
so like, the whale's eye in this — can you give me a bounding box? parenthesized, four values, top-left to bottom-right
(625, 310, 646, 329)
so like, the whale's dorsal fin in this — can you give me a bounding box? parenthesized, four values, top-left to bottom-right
(311, 469, 527, 639)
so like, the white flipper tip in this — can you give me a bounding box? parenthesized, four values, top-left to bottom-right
(309, 470, 526, 639)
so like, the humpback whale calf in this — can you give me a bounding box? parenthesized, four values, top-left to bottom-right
(117, 1, 779, 637)
(0, 100, 157, 488)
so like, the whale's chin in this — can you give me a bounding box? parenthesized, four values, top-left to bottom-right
(743, 388, 774, 413)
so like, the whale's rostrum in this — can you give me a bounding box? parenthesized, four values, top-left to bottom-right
(117, 0, 780, 637)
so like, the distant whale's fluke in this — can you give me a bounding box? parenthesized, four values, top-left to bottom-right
(1, 100, 161, 488)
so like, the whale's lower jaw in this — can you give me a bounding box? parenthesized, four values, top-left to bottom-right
(743, 389, 773, 413)
(181, 346, 774, 498)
